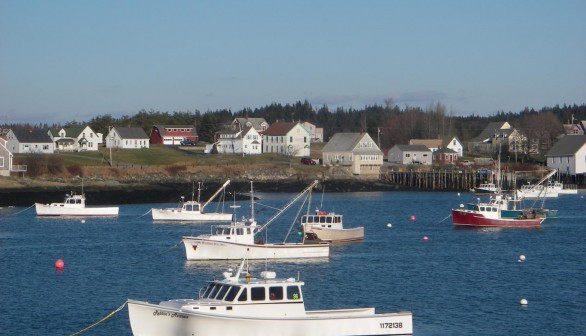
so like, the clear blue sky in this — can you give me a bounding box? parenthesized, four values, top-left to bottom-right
(1, 0, 585, 124)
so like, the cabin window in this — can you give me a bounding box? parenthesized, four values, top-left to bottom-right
(224, 286, 239, 302)
(203, 284, 216, 298)
(209, 284, 221, 298)
(236, 228, 244, 235)
(326, 217, 332, 224)
(269, 286, 283, 301)
(237, 288, 248, 302)
(251, 287, 265, 301)
(287, 286, 301, 300)
(215, 285, 230, 300)
(480, 207, 485, 211)
(319, 216, 326, 224)
(301, 217, 307, 224)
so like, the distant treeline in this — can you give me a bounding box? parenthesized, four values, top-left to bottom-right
(6, 101, 586, 153)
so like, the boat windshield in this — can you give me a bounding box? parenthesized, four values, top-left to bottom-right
(302, 215, 341, 224)
(184, 203, 200, 212)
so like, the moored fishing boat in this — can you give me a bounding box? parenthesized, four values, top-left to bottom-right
(301, 209, 364, 243)
(451, 198, 543, 227)
(127, 259, 413, 336)
(473, 182, 501, 194)
(182, 180, 329, 260)
(35, 193, 119, 217)
(152, 180, 233, 221)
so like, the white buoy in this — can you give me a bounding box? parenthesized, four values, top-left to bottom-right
(520, 298, 528, 306)
(459, 203, 464, 208)
(386, 223, 392, 228)
(457, 192, 460, 197)
(518, 254, 526, 262)
(81, 219, 86, 223)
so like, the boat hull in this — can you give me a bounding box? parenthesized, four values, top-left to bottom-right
(152, 209, 232, 221)
(451, 209, 542, 227)
(34, 204, 119, 217)
(305, 226, 364, 243)
(127, 300, 413, 336)
(182, 237, 330, 260)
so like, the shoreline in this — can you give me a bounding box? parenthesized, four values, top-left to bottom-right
(0, 179, 416, 207)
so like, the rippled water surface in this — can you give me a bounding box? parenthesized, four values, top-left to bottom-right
(1, 191, 584, 335)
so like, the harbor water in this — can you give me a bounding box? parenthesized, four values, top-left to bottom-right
(0, 191, 584, 335)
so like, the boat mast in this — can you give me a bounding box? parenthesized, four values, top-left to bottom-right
(201, 180, 231, 211)
(256, 180, 319, 234)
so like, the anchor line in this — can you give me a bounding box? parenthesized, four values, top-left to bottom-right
(437, 213, 452, 224)
(137, 208, 152, 218)
(69, 301, 127, 336)
(11, 204, 35, 215)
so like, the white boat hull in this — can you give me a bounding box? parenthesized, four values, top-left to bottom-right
(183, 237, 330, 260)
(127, 300, 413, 336)
(152, 209, 232, 221)
(306, 226, 364, 243)
(34, 203, 119, 217)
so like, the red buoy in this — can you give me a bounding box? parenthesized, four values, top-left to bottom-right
(55, 259, 64, 269)
(423, 236, 429, 241)
(410, 215, 416, 221)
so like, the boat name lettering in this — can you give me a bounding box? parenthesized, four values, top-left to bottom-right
(380, 322, 403, 329)
(153, 310, 188, 319)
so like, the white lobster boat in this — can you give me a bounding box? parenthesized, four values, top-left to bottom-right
(152, 180, 233, 221)
(127, 259, 413, 336)
(301, 210, 364, 243)
(35, 193, 119, 217)
(182, 180, 329, 260)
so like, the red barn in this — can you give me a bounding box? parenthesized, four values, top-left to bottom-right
(150, 125, 198, 145)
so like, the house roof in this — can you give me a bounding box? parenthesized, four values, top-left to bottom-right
(546, 135, 586, 156)
(434, 147, 458, 154)
(323, 133, 382, 155)
(469, 121, 512, 143)
(393, 144, 431, 152)
(409, 139, 442, 148)
(263, 122, 298, 136)
(114, 127, 149, 139)
(11, 129, 53, 143)
(153, 125, 198, 136)
(234, 118, 268, 130)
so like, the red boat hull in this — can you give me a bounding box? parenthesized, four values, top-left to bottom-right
(451, 209, 542, 227)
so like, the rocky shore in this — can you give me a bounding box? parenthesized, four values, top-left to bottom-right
(0, 176, 406, 207)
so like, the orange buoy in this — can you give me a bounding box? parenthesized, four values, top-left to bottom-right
(55, 259, 64, 269)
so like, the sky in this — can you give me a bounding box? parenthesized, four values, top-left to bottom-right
(1, 0, 585, 124)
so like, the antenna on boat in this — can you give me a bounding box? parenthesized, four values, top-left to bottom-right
(319, 182, 325, 209)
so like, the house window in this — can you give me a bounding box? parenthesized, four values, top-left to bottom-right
(405, 154, 410, 158)
(289, 136, 293, 142)
(0, 157, 4, 167)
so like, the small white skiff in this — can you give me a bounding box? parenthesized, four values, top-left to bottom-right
(35, 193, 119, 217)
(127, 259, 413, 336)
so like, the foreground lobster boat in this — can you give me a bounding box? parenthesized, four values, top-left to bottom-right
(127, 259, 413, 336)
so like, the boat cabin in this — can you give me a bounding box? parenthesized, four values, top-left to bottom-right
(208, 222, 260, 245)
(301, 211, 343, 229)
(181, 200, 201, 212)
(160, 265, 308, 317)
(49, 194, 86, 208)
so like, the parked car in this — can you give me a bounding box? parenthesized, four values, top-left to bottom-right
(300, 157, 316, 165)
(180, 139, 196, 146)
